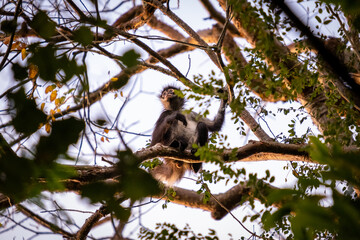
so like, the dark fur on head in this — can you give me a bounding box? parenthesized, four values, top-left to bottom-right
(159, 85, 185, 111)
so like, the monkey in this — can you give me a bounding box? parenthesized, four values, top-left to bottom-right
(149, 86, 226, 184)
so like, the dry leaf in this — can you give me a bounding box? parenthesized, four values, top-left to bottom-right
(28, 64, 38, 79)
(45, 85, 56, 94)
(45, 123, 51, 133)
(104, 128, 109, 134)
(50, 90, 57, 102)
(21, 48, 27, 60)
(41, 102, 45, 111)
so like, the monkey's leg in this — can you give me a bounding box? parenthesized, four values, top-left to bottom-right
(191, 122, 208, 173)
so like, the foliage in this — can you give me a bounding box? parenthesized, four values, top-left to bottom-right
(139, 223, 220, 240)
(0, 0, 360, 239)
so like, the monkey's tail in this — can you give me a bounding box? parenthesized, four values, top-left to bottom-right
(150, 159, 194, 185)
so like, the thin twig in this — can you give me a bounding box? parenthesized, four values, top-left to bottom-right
(202, 183, 265, 239)
(145, 0, 221, 69)
(0, 0, 22, 71)
(17, 204, 74, 238)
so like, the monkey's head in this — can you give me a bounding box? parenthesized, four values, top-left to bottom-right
(160, 86, 184, 111)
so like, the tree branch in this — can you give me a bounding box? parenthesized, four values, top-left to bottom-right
(75, 205, 109, 240)
(17, 204, 74, 238)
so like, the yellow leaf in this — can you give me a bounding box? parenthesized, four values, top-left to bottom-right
(21, 48, 27, 60)
(41, 102, 45, 111)
(45, 123, 51, 133)
(114, 93, 118, 99)
(28, 64, 38, 79)
(50, 90, 57, 102)
(55, 98, 60, 106)
(104, 128, 109, 134)
(45, 85, 56, 94)
(111, 77, 118, 82)
(120, 91, 123, 97)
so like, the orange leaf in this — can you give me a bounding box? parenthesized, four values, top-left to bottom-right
(100, 136, 104, 142)
(21, 48, 28, 60)
(45, 123, 51, 133)
(41, 102, 45, 111)
(28, 64, 38, 79)
(104, 128, 109, 134)
(45, 85, 56, 94)
(50, 90, 57, 102)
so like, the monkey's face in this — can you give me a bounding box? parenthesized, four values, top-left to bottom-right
(160, 87, 184, 111)
(161, 88, 175, 100)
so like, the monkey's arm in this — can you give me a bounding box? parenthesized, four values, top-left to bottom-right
(202, 99, 226, 132)
(150, 111, 187, 146)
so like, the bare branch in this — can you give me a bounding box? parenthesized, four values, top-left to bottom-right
(147, 15, 185, 40)
(153, 181, 277, 220)
(75, 205, 109, 240)
(199, 0, 242, 38)
(145, 0, 221, 69)
(17, 204, 74, 238)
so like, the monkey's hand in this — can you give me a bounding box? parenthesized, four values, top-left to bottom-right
(175, 113, 187, 126)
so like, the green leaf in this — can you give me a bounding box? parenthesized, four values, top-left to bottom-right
(0, 20, 17, 34)
(29, 11, 56, 39)
(28, 44, 84, 82)
(12, 63, 28, 81)
(116, 150, 161, 201)
(119, 49, 140, 68)
(81, 182, 118, 202)
(57, 55, 84, 82)
(28, 44, 58, 81)
(35, 117, 84, 165)
(72, 26, 93, 46)
(8, 88, 47, 135)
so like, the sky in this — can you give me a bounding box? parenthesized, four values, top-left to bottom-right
(0, 0, 337, 239)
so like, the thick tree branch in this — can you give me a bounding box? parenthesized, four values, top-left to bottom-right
(75, 205, 109, 240)
(111, 4, 155, 31)
(154, 181, 277, 220)
(135, 141, 310, 164)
